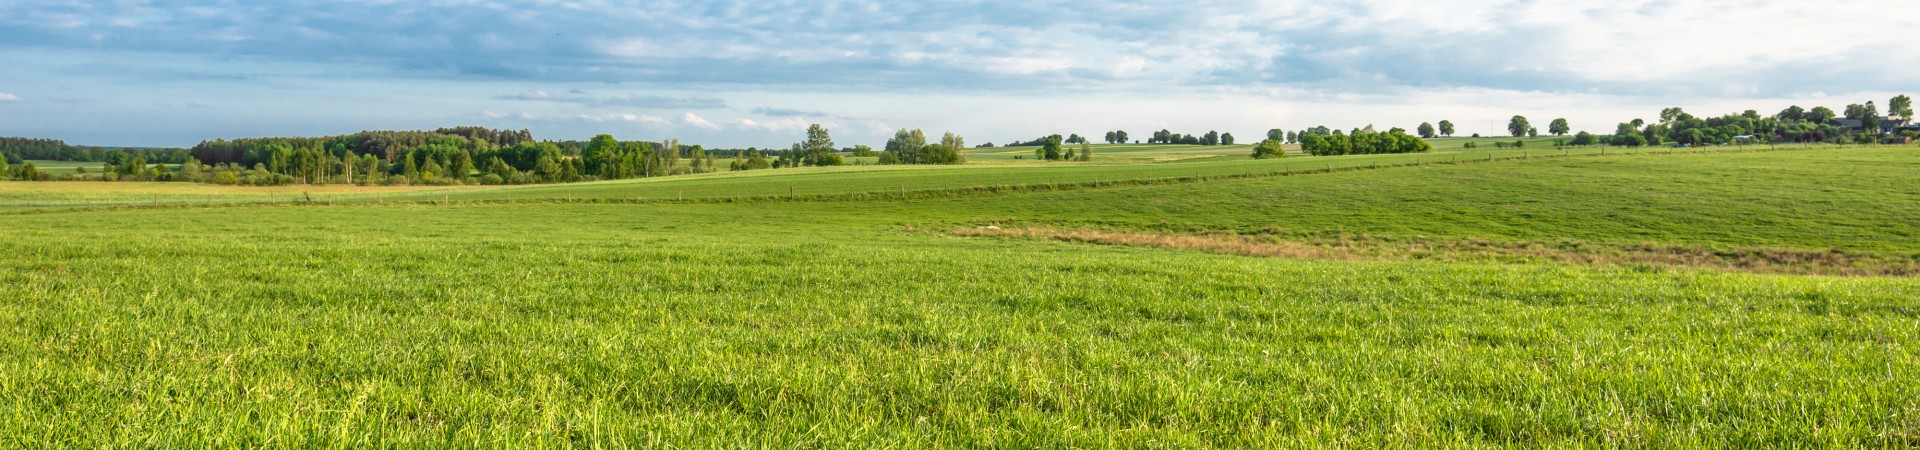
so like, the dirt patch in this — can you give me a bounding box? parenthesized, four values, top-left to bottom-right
(954, 226, 1920, 277)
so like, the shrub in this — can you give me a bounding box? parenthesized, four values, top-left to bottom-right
(478, 173, 504, 185)
(1250, 139, 1285, 159)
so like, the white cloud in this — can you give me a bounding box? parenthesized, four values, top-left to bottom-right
(732, 117, 814, 133)
(0, 93, 20, 102)
(682, 112, 719, 130)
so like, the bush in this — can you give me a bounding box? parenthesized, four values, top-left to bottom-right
(1250, 139, 1285, 159)
(478, 173, 504, 185)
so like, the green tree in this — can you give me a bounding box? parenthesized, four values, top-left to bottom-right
(1221, 132, 1235, 145)
(1778, 105, 1806, 122)
(1039, 135, 1064, 160)
(1438, 120, 1455, 137)
(585, 136, 619, 176)
(533, 153, 561, 182)
(402, 151, 419, 179)
(1570, 131, 1596, 146)
(1548, 118, 1570, 136)
(1507, 116, 1531, 137)
(885, 129, 928, 164)
(450, 151, 474, 182)
(1891, 95, 1914, 122)
(1078, 142, 1092, 161)
(1251, 139, 1285, 159)
(1266, 129, 1284, 142)
(1808, 106, 1837, 123)
(935, 132, 966, 165)
(801, 124, 840, 166)
(1416, 122, 1435, 138)
(1114, 130, 1129, 144)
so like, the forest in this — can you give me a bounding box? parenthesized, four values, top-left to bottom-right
(4, 96, 1914, 185)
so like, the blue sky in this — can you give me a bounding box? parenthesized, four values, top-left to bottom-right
(1, 0, 1913, 148)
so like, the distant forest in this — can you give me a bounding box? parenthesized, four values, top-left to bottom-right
(3, 96, 1912, 184)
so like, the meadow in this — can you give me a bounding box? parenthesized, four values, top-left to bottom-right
(1, 143, 1916, 447)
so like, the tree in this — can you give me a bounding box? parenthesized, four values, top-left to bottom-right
(1416, 122, 1436, 138)
(581, 134, 617, 176)
(884, 129, 928, 164)
(1114, 130, 1128, 144)
(1892, 95, 1914, 122)
(801, 124, 839, 166)
(1038, 135, 1064, 160)
(1808, 106, 1837, 124)
(932, 131, 965, 165)
(1251, 139, 1285, 159)
(1570, 131, 1596, 146)
(1528, 127, 1539, 138)
(1267, 129, 1284, 142)
(1203, 130, 1220, 146)
(1221, 132, 1235, 145)
(1066, 134, 1085, 144)
(450, 150, 474, 182)
(1778, 106, 1806, 122)
(1548, 118, 1569, 136)
(1104, 131, 1117, 144)
(1660, 107, 1690, 124)
(1438, 120, 1455, 137)
(1845, 103, 1868, 120)
(1507, 116, 1531, 137)
(1078, 142, 1092, 161)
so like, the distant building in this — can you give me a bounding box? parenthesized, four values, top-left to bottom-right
(1831, 118, 1908, 133)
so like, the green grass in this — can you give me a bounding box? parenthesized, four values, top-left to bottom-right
(1, 145, 1917, 447)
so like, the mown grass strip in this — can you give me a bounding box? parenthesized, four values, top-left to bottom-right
(953, 226, 1920, 277)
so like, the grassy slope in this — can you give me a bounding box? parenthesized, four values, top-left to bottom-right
(0, 146, 1917, 447)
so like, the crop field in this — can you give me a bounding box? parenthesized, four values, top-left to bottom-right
(2, 145, 1918, 447)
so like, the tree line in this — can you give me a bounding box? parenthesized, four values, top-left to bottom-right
(0, 137, 194, 164)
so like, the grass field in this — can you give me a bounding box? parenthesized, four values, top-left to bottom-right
(1, 144, 1917, 447)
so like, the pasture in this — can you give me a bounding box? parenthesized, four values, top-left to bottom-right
(1, 144, 1917, 447)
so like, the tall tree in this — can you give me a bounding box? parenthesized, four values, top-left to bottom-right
(885, 129, 928, 164)
(1892, 95, 1914, 122)
(1808, 106, 1837, 123)
(802, 124, 838, 166)
(1548, 118, 1570, 136)
(1267, 129, 1285, 142)
(1507, 116, 1531, 137)
(1114, 130, 1129, 144)
(1039, 135, 1064, 160)
(1221, 132, 1235, 145)
(1777, 105, 1806, 122)
(581, 134, 617, 176)
(1416, 122, 1435, 138)
(1845, 103, 1868, 120)
(450, 150, 474, 181)
(1438, 120, 1455, 137)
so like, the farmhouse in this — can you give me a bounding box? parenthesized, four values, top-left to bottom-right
(1830, 118, 1909, 134)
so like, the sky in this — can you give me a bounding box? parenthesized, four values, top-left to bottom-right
(1, 0, 1914, 148)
